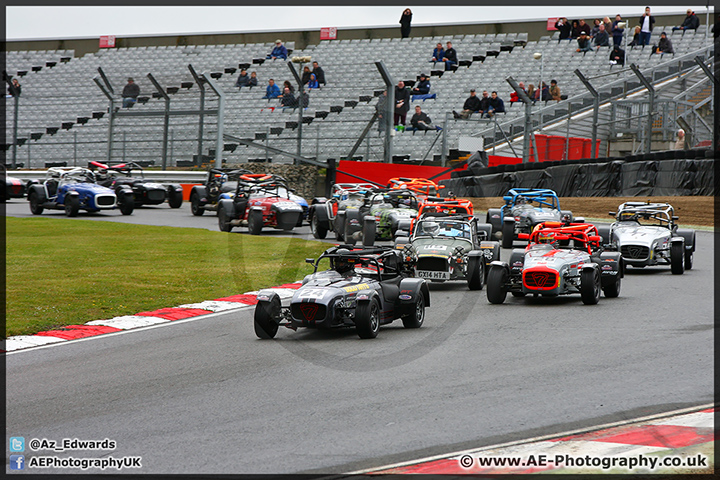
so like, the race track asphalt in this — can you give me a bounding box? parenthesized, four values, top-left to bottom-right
(5, 201, 714, 474)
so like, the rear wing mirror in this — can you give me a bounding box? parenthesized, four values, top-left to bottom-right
(672, 216, 679, 221)
(608, 211, 616, 216)
(305, 258, 315, 264)
(517, 233, 530, 240)
(588, 235, 602, 243)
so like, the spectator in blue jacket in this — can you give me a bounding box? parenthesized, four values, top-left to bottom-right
(262, 79, 281, 99)
(306, 74, 319, 89)
(611, 14, 625, 46)
(267, 39, 288, 60)
(430, 42, 444, 62)
(412, 73, 430, 94)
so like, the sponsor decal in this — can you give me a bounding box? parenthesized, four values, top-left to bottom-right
(343, 283, 369, 293)
(357, 294, 369, 300)
(602, 265, 612, 270)
(427, 245, 449, 250)
(492, 214, 500, 218)
(256, 295, 270, 301)
(399, 294, 412, 300)
(512, 261, 523, 267)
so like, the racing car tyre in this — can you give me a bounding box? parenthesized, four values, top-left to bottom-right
(254, 296, 280, 339)
(190, 192, 204, 216)
(28, 191, 44, 215)
(65, 195, 80, 217)
(670, 242, 685, 275)
(486, 266, 508, 304)
(218, 207, 233, 232)
(248, 209, 263, 235)
(119, 194, 134, 215)
(362, 218, 376, 247)
(334, 212, 345, 241)
(344, 218, 357, 246)
(501, 221, 514, 249)
(402, 295, 425, 329)
(355, 298, 380, 339)
(602, 268, 622, 298)
(580, 268, 601, 305)
(311, 214, 328, 239)
(168, 189, 183, 209)
(467, 257, 484, 291)
(684, 233, 695, 270)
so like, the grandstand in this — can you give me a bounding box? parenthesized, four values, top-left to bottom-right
(4, 16, 714, 169)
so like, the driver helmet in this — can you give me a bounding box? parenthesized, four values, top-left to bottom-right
(619, 211, 638, 222)
(334, 249, 354, 274)
(516, 196, 527, 205)
(537, 231, 556, 244)
(421, 221, 439, 236)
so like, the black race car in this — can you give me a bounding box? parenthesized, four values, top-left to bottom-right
(89, 161, 184, 208)
(254, 246, 429, 339)
(3, 173, 26, 202)
(189, 168, 250, 216)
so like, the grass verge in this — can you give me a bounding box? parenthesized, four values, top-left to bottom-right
(5, 217, 329, 338)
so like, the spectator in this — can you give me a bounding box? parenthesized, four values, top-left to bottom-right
(653, 32, 674, 55)
(235, 69, 250, 88)
(674, 9, 700, 31)
(410, 105, 436, 130)
(672, 129, 687, 150)
(430, 42, 444, 62)
(549, 79, 561, 101)
(376, 90, 387, 133)
(576, 19, 591, 37)
(394, 80, 411, 126)
(554, 17, 572, 40)
(279, 87, 297, 109)
(267, 39, 288, 60)
(509, 82, 526, 103)
(576, 33, 593, 53)
(262, 79, 281, 99)
(629, 26, 643, 47)
(590, 18, 602, 38)
(301, 66, 312, 85)
(611, 14, 625, 46)
(248, 71, 258, 88)
(638, 7, 655, 46)
(534, 82, 549, 102)
(121, 77, 139, 108)
(282, 80, 295, 94)
(526, 84, 535, 100)
(412, 73, 431, 94)
(570, 20, 581, 38)
(602, 16, 613, 33)
(311, 61, 326, 85)
(306, 73, 320, 89)
(443, 41, 458, 71)
(609, 45, 626, 65)
(478, 90, 491, 117)
(400, 8, 412, 38)
(594, 24, 610, 48)
(8, 78, 21, 97)
(452, 88, 481, 119)
(486, 91, 505, 117)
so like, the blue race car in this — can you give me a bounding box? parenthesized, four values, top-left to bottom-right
(27, 167, 134, 217)
(485, 188, 578, 248)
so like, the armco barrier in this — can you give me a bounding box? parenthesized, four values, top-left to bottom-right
(440, 153, 714, 197)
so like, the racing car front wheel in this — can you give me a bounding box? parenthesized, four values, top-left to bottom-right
(254, 296, 280, 339)
(580, 268, 601, 305)
(218, 208, 233, 232)
(311, 214, 328, 239)
(486, 266, 508, 304)
(119, 194, 134, 215)
(190, 192, 204, 216)
(248, 209, 263, 235)
(467, 257, 484, 291)
(670, 242, 685, 275)
(65, 196, 80, 217)
(355, 298, 380, 339)
(168, 189, 183, 209)
(28, 191, 44, 215)
(501, 222, 514, 249)
(402, 295, 424, 329)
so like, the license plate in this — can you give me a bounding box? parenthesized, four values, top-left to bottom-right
(416, 270, 450, 280)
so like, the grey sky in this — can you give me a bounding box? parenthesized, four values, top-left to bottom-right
(6, 5, 710, 41)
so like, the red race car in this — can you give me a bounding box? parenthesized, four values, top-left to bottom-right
(217, 174, 304, 234)
(486, 222, 624, 305)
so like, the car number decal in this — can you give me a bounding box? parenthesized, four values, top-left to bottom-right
(298, 289, 325, 299)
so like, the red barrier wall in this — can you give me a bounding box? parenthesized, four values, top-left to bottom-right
(335, 161, 464, 185)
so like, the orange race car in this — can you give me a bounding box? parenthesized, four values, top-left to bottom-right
(386, 177, 447, 200)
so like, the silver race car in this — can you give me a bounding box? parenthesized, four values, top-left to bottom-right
(598, 202, 696, 274)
